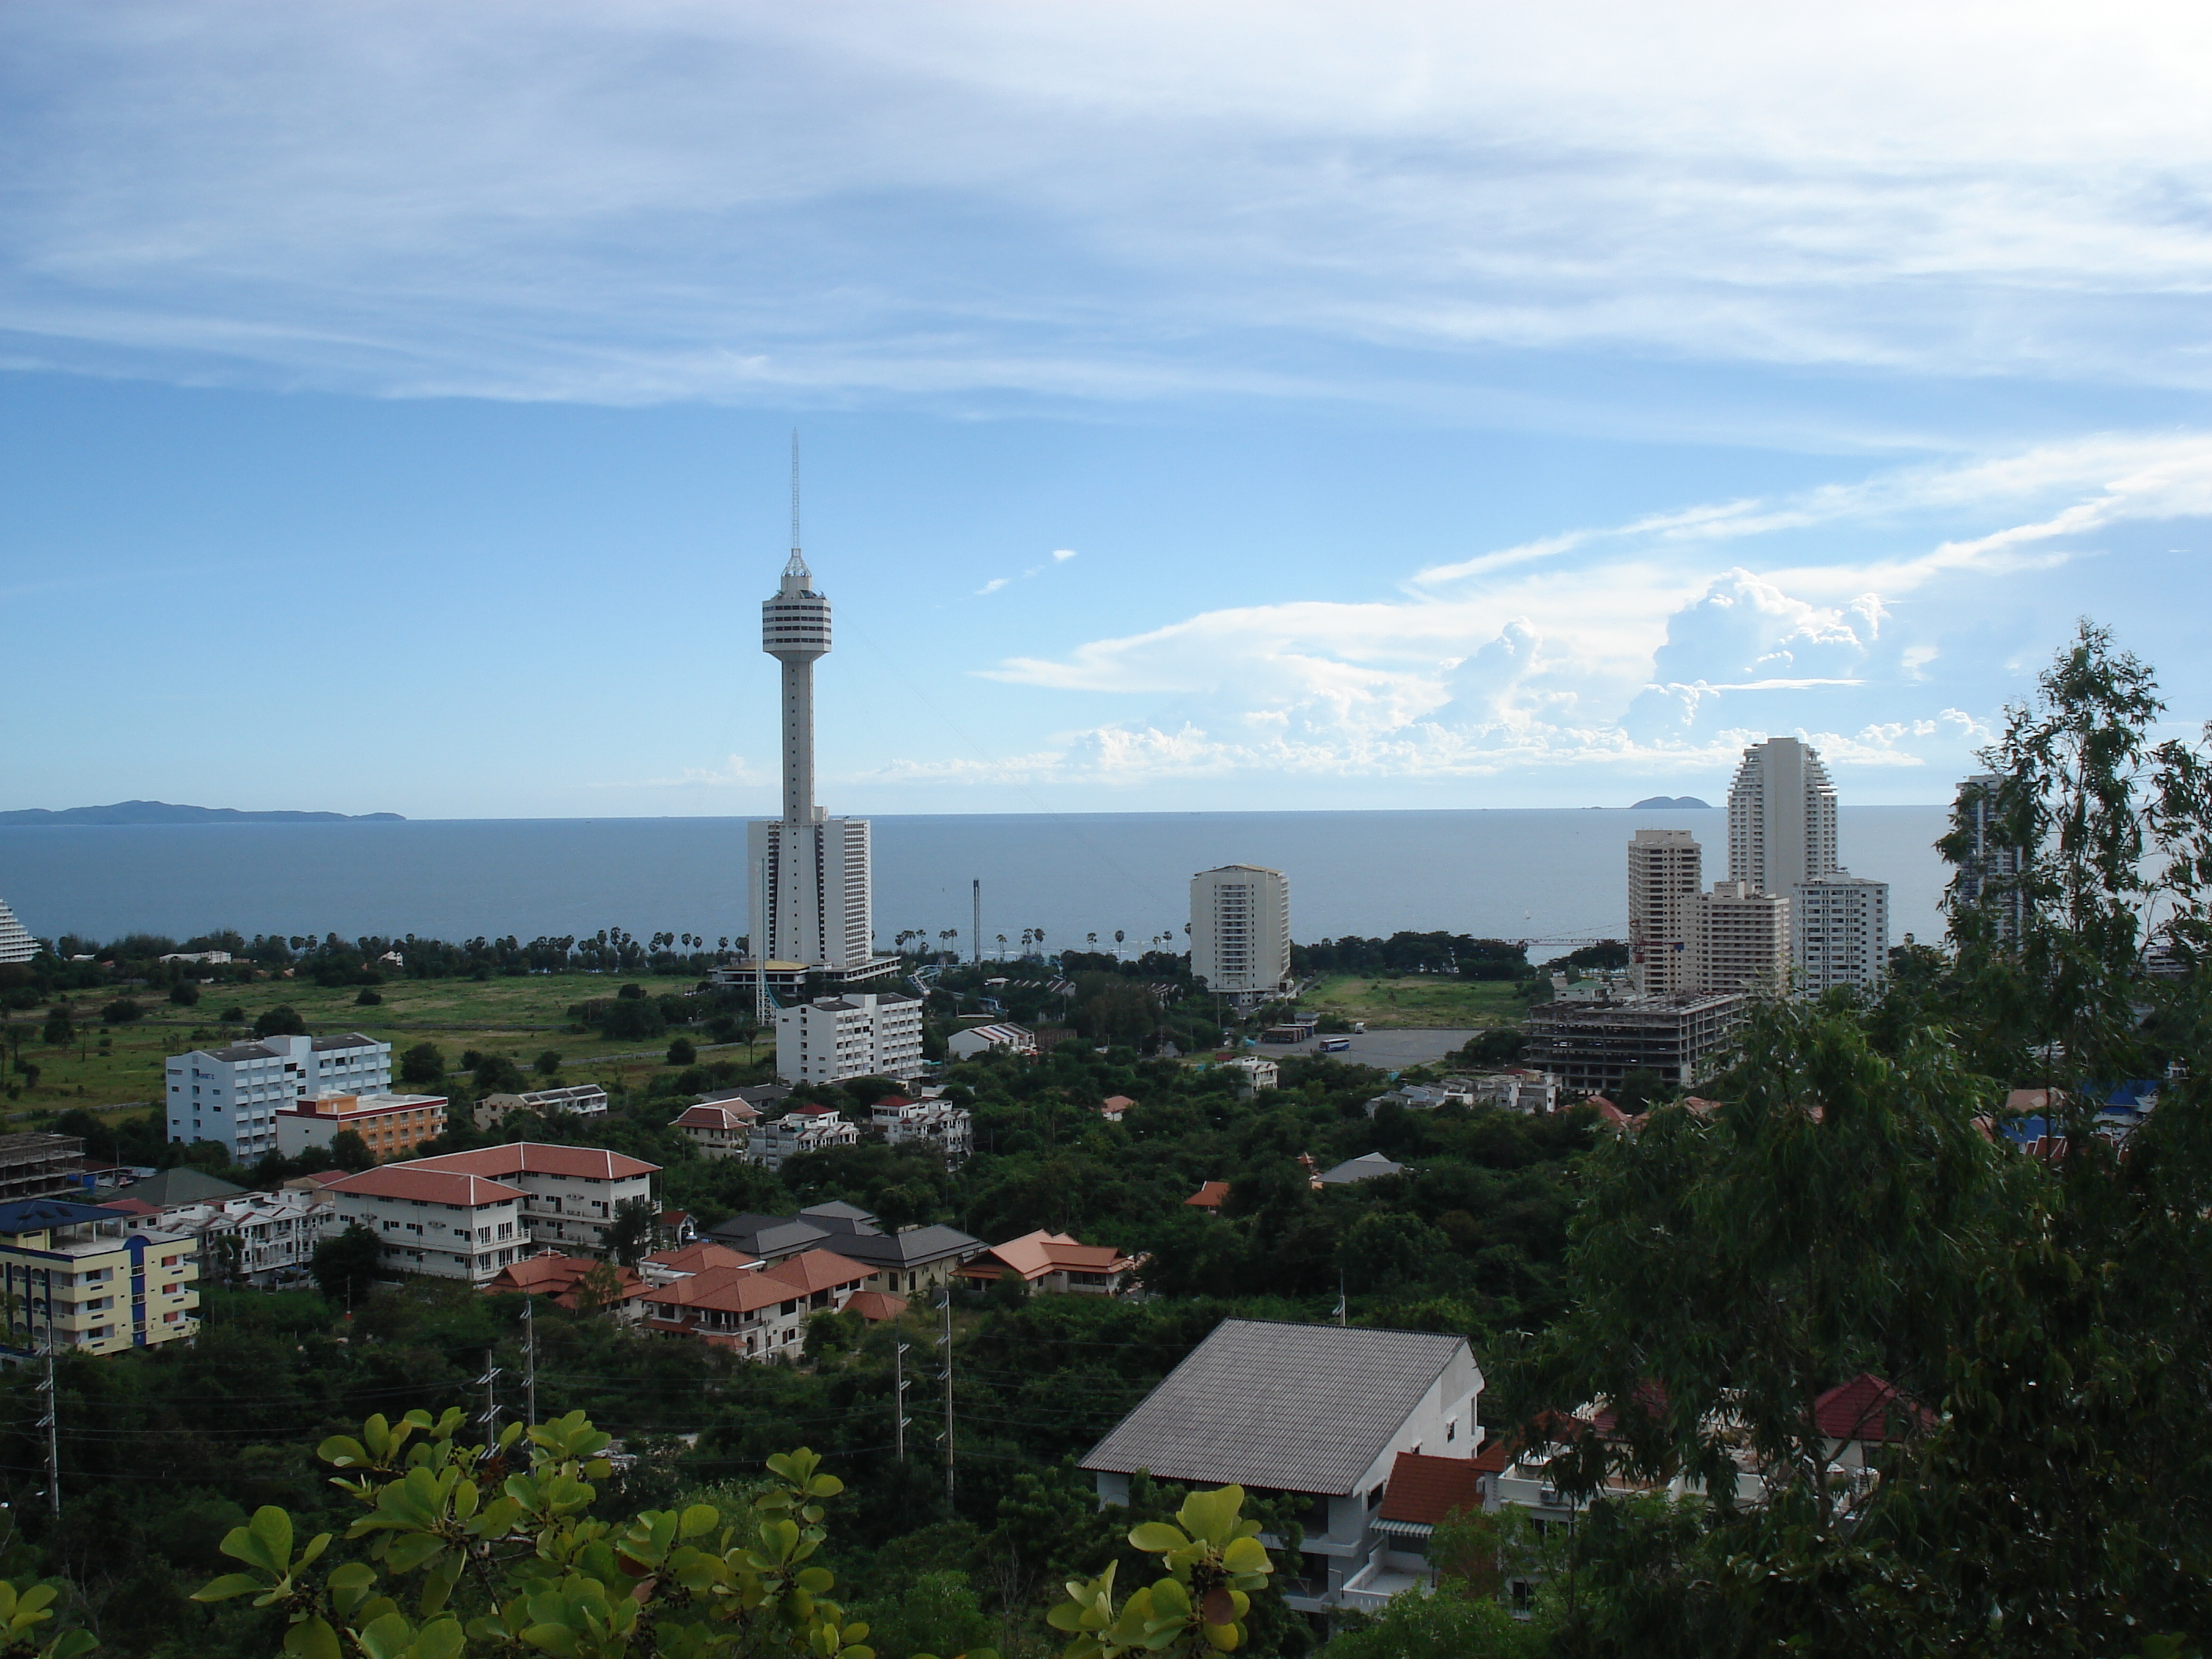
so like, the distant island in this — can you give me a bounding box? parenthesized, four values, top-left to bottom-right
(1629, 795, 1712, 809)
(0, 800, 405, 826)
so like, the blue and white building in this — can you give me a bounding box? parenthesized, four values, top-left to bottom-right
(164, 1031, 393, 1159)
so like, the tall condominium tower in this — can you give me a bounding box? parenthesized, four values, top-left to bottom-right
(1190, 865, 1291, 1002)
(0, 895, 35, 965)
(1628, 829, 1702, 993)
(1687, 881, 1791, 994)
(1727, 736, 1888, 991)
(1727, 736, 1838, 892)
(1951, 773, 2027, 943)
(745, 479, 878, 976)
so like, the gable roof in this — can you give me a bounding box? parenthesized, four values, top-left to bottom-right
(844, 1290, 910, 1322)
(707, 1213, 837, 1258)
(126, 1167, 249, 1208)
(407, 1142, 657, 1181)
(1081, 1319, 1476, 1495)
(966, 1229, 1133, 1282)
(330, 1166, 526, 1207)
(825, 1222, 981, 1270)
(1813, 1375, 1935, 1444)
(1316, 1152, 1404, 1185)
(644, 1263, 799, 1316)
(484, 1254, 647, 1307)
(1379, 1451, 1485, 1527)
(645, 1241, 760, 1276)
(671, 1103, 758, 1131)
(760, 1249, 875, 1295)
(1185, 1181, 1231, 1210)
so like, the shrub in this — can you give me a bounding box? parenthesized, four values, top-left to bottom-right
(217, 1005, 246, 1024)
(355, 987, 383, 1006)
(102, 998, 145, 1024)
(168, 981, 201, 1007)
(667, 1037, 698, 1066)
(253, 1005, 308, 1038)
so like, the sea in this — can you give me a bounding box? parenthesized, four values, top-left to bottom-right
(0, 807, 1952, 961)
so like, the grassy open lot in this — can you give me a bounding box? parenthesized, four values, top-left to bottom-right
(0, 972, 767, 1122)
(1299, 972, 1529, 1030)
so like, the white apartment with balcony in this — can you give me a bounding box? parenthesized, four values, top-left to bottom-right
(1191, 865, 1292, 1002)
(165, 1031, 394, 1159)
(330, 1141, 660, 1278)
(748, 1107, 862, 1170)
(775, 991, 924, 1085)
(871, 1096, 973, 1165)
(0, 897, 36, 966)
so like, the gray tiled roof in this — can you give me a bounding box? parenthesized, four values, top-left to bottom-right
(1317, 1152, 1404, 1185)
(829, 1222, 981, 1269)
(1081, 1320, 1472, 1496)
(706, 1214, 834, 1258)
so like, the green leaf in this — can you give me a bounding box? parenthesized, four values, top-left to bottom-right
(679, 1503, 719, 1540)
(1220, 1536, 1271, 1573)
(192, 1573, 266, 1603)
(1176, 1486, 1243, 1547)
(283, 1616, 342, 1659)
(1126, 1522, 1188, 1555)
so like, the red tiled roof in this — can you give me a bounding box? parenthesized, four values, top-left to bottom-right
(672, 1103, 758, 1130)
(845, 1290, 910, 1322)
(646, 1241, 760, 1276)
(330, 1166, 526, 1207)
(1102, 1095, 1136, 1111)
(1185, 1181, 1230, 1210)
(1378, 1451, 1485, 1527)
(1813, 1375, 1935, 1444)
(408, 1142, 658, 1181)
(644, 1263, 801, 1317)
(1470, 1438, 1511, 1475)
(873, 1094, 917, 1109)
(482, 1254, 646, 1309)
(956, 1229, 1136, 1283)
(760, 1248, 874, 1294)
(101, 1197, 160, 1216)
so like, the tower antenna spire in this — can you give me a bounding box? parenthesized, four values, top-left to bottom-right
(787, 430, 805, 574)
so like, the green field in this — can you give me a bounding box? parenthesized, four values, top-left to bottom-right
(0, 972, 767, 1125)
(1300, 972, 1529, 1030)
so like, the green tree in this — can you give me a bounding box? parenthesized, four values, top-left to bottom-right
(255, 1005, 308, 1038)
(533, 1050, 562, 1078)
(668, 1037, 698, 1066)
(331, 1130, 375, 1172)
(355, 987, 383, 1006)
(604, 1197, 657, 1267)
(168, 980, 200, 1007)
(310, 1224, 385, 1305)
(101, 998, 145, 1024)
(400, 1044, 446, 1086)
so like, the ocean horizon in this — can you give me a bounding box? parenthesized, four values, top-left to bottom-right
(0, 805, 1953, 960)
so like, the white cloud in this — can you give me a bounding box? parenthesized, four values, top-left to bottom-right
(969, 431, 2212, 785)
(589, 753, 768, 789)
(1053, 548, 1077, 562)
(975, 577, 1010, 595)
(9, 3, 2212, 407)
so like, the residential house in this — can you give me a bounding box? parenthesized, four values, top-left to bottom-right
(870, 1096, 973, 1165)
(640, 1247, 873, 1360)
(98, 1166, 247, 1210)
(146, 1186, 341, 1287)
(328, 1165, 529, 1284)
(668, 1101, 760, 1159)
(1316, 1152, 1404, 1185)
(1363, 1079, 1476, 1116)
(1082, 1320, 1481, 1622)
(477, 1084, 611, 1130)
(1221, 1056, 1279, 1092)
(482, 1252, 650, 1318)
(1099, 1095, 1136, 1123)
(0, 1199, 200, 1356)
(1366, 1452, 1489, 1599)
(706, 1201, 981, 1298)
(1471, 1070, 1560, 1115)
(640, 1240, 762, 1286)
(748, 1107, 862, 1170)
(955, 1229, 1144, 1296)
(275, 1093, 449, 1161)
(400, 1143, 658, 1258)
(945, 1023, 1035, 1060)
(1185, 1181, 1230, 1211)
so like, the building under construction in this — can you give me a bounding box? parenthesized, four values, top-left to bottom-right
(1525, 991, 1746, 1098)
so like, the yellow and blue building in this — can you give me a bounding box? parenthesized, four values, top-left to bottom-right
(0, 1199, 200, 1357)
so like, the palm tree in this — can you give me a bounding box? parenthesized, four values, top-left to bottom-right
(996, 932, 1008, 960)
(1115, 929, 1125, 959)
(1087, 932, 1098, 953)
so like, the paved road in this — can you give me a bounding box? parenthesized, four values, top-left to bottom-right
(1258, 1028, 1481, 1070)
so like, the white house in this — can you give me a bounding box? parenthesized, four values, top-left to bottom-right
(777, 992, 925, 1085)
(748, 1108, 862, 1171)
(1221, 1055, 1279, 1092)
(944, 1022, 1035, 1061)
(331, 1142, 660, 1275)
(870, 1096, 972, 1166)
(1471, 1070, 1559, 1115)
(1082, 1320, 1481, 1621)
(668, 1101, 760, 1159)
(145, 1187, 342, 1287)
(165, 1032, 394, 1159)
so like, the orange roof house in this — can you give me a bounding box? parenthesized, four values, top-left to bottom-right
(1185, 1181, 1230, 1210)
(954, 1229, 1144, 1297)
(639, 1247, 873, 1360)
(482, 1252, 648, 1313)
(642, 1240, 760, 1283)
(844, 1290, 910, 1322)
(1100, 1095, 1136, 1122)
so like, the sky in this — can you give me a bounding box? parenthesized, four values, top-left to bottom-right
(6, 1, 2212, 819)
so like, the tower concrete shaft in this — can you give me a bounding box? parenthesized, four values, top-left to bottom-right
(764, 551, 830, 825)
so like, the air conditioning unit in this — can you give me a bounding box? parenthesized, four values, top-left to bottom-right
(1540, 1487, 1561, 1507)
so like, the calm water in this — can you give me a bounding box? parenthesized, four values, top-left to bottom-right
(0, 807, 1951, 957)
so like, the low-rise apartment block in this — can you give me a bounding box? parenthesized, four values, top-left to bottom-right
(944, 1021, 1037, 1061)
(147, 1187, 341, 1287)
(777, 991, 925, 1085)
(330, 1142, 660, 1279)
(275, 1093, 448, 1162)
(165, 1031, 394, 1159)
(748, 1107, 861, 1170)
(476, 1084, 610, 1130)
(0, 1199, 200, 1356)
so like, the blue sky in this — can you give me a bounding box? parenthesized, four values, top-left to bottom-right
(5, 1, 2212, 819)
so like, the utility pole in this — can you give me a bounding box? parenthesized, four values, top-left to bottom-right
(37, 1345, 58, 1520)
(938, 1288, 956, 1503)
(972, 880, 981, 969)
(476, 1349, 503, 1441)
(893, 1332, 911, 1463)
(522, 1295, 539, 1427)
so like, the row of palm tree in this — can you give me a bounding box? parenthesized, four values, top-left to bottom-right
(888, 925, 1189, 962)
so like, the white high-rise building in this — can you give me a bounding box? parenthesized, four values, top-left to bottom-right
(1727, 736, 1888, 992)
(1951, 773, 2027, 944)
(743, 475, 889, 981)
(1628, 830, 1702, 994)
(0, 896, 35, 965)
(1687, 881, 1792, 994)
(1727, 736, 1839, 893)
(1793, 876, 1891, 994)
(1190, 865, 1292, 1002)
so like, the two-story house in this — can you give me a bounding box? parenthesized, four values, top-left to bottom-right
(705, 1201, 980, 1298)
(1081, 1320, 1481, 1631)
(639, 1247, 873, 1360)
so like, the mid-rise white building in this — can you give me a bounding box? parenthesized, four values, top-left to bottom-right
(1728, 737, 1839, 894)
(748, 1107, 862, 1170)
(776, 991, 925, 1084)
(1688, 881, 1791, 994)
(329, 1141, 660, 1277)
(871, 1096, 972, 1166)
(1628, 829, 1702, 994)
(164, 1032, 394, 1159)
(1793, 874, 1891, 994)
(0, 898, 37, 966)
(1190, 864, 1292, 1002)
